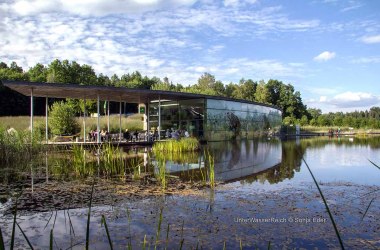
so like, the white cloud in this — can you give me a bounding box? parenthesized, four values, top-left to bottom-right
(360, 35, 380, 44)
(223, 0, 257, 7)
(306, 92, 380, 113)
(313, 51, 336, 62)
(319, 96, 327, 102)
(9, 0, 198, 16)
(314, 92, 380, 109)
(330, 92, 378, 106)
(350, 56, 380, 64)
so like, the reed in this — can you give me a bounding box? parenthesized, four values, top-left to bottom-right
(164, 223, 170, 250)
(86, 181, 95, 250)
(16, 222, 34, 250)
(361, 198, 375, 221)
(152, 138, 199, 153)
(207, 150, 215, 188)
(10, 195, 18, 250)
(368, 159, 380, 170)
(101, 143, 125, 177)
(0, 126, 43, 165)
(302, 158, 345, 250)
(154, 207, 164, 249)
(156, 156, 167, 190)
(101, 215, 113, 250)
(0, 227, 4, 250)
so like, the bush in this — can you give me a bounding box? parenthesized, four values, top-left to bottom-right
(50, 101, 80, 135)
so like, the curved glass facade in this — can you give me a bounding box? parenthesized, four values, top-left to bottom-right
(148, 98, 282, 141)
(205, 99, 282, 141)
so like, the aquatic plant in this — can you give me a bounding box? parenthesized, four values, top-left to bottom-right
(152, 137, 199, 153)
(0, 126, 44, 165)
(156, 155, 167, 190)
(86, 181, 95, 250)
(0, 227, 4, 250)
(206, 150, 215, 188)
(301, 158, 345, 250)
(101, 143, 126, 177)
(101, 215, 113, 250)
(368, 159, 380, 170)
(154, 207, 164, 250)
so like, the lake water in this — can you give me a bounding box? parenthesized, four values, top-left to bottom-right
(0, 136, 379, 249)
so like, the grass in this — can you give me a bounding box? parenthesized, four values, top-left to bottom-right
(298, 125, 380, 134)
(152, 137, 199, 153)
(0, 126, 44, 165)
(205, 149, 215, 188)
(0, 114, 143, 137)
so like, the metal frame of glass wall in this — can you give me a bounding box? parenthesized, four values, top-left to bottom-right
(205, 99, 282, 141)
(148, 98, 282, 141)
(148, 98, 205, 139)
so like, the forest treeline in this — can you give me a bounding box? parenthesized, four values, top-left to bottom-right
(1, 59, 379, 128)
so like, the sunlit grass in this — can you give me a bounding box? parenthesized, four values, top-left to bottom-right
(0, 114, 143, 136)
(152, 137, 199, 153)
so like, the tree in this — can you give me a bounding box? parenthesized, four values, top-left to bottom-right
(254, 81, 270, 104)
(49, 101, 80, 135)
(300, 115, 309, 126)
(225, 82, 237, 98)
(28, 63, 48, 82)
(232, 78, 257, 101)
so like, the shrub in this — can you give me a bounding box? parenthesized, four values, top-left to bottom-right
(50, 101, 80, 135)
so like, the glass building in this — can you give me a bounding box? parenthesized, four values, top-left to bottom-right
(3, 80, 282, 142)
(148, 97, 282, 141)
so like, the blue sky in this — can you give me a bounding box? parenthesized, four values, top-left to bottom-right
(0, 0, 379, 113)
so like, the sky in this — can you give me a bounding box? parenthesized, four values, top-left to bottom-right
(0, 0, 379, 113)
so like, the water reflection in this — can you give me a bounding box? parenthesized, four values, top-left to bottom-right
(1, 136, 380, 210)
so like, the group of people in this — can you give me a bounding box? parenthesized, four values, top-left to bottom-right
(89, 127, 190, 142)
(89, 129, 110, 142)
(165, 128, 190, 140)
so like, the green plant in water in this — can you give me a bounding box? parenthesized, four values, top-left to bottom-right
(154, 207, 164, 250)
(101, 143, 125, 177)
(86, 181, 95, 250)
(101, 215, 113, 250)
(301, 158, 345, 250)
(0, 126, 43, 166)
(204, 149, 215, 188)
(152, 138, 199, 153)
(72, 144, 86, 176)
(156, 156, 167, 190)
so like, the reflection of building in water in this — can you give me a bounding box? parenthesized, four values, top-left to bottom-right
(210, 139, 282, 182)
(153, 139, 283, 183)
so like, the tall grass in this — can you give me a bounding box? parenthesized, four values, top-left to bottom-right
(156, 156, 167, 190)
(205, 150, 215, 188)
(152, 138, 199, 153)
(0, 126, 43, 165)
(101, 143, 125, 176)
(0, 115, 144, 134)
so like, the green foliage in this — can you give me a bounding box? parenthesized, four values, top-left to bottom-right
(28, 63, 48, 82)
(49, 101, 80, 135)
(152, 138, 200, 153)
